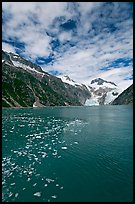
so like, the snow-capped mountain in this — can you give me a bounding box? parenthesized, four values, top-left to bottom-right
(85, 78, 122, 106)
(59, 75, 122, 106)
(59, 75, 82, 87)
(2, 50, 124, 107)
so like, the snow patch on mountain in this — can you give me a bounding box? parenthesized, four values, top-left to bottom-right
(12, 60, 43, 75)
(59, 75, 82, 87)
(104, 89, 121, 105)
(84, 78, 122, 106)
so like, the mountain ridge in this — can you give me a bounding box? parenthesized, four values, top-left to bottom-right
(2, 50, 131, 107)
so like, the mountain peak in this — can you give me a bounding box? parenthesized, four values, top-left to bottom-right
(2, 50, 43, 73)
(91, 78, 117, 86)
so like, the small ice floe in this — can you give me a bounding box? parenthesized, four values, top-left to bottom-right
(51, 195, 57, 199)
(33, 192, 41, 197)
(35, 174, 40, 177)
(35, 158, 38, 161)
(28, 171, 33, 175)
(44, 184, 48, 187)
(36, 136, 41, 139)
(52, 151, 57, 156)
(15, 193, 19, 198)
(61, 147, 67, 150)
(11, 183, 15, 186)
(9, 192, 13, 197)
(19, 125, 25, 127)
(33, 183, 37, 187)
(27, 178, 31, 181)
(18, 152, 22, 156)
(60, 186, 64, 190)
(74, 141, 79, 144)
(45, 144, 48, 147)
(57, 156, 61, 159)
(42, 154, 47, 158)
(56, 184, 59, 187)
(46, 178, 54, 183)
(22, 188, 26, 190)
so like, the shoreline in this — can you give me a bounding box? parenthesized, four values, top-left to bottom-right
(2, 104, 132, 110)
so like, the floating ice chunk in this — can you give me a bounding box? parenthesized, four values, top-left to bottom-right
(36, 136, 41, 139)
(52, 151, 57, 156)
(35, 174, 40, 177)
(58, 156, 61, 159)
(56, 184, 59, 187)
(18, 152, 22, 156)
(45, 144, 48, 147)
(11, 183, 15, 186)
(23, 188, 26, 190)
(27, 178, 31, 181)
(33, 183, 37, 186)
(15, 193, 19, 198)
(46, 178, 54, 183)
(19, 125, 25, 127)
(61, 147, 67, 150)
(60, 186, 64, 189)
(33, 192, 41, 197)
(51, 195, 57, 199)
(74, 142, 79, 144)
(29, 171, 33, 175)
(42, 154, 47, 158)
(44, 184, 48, 187)
(9, 192, 13, 197)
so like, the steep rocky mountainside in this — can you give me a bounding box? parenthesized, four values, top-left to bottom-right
(2, 50, 91, 107)
(111, 84, 133, 105)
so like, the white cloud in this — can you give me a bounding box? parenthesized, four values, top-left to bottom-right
(58, 31, 72, 42)
(2, 2, 133, 90)
(2, 42, 16, 53)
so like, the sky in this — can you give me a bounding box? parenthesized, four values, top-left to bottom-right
(2, 2, 133, 90)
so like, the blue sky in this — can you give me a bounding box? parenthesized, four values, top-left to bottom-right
(2, 2, 133, 90)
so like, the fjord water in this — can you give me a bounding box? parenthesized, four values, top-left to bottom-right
(2, 105, 133, 202)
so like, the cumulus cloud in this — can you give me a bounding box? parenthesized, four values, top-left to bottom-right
(2, 2, 133, 90)
(2, 42, 16, 53)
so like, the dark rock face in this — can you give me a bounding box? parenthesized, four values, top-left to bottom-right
(91, 78, 117, 86)
(111, 84, 133, 105)
(112, 92, 119, 96)
(2, 50, 91, 107)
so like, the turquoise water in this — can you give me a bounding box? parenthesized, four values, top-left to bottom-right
(2, 105, 133, 202)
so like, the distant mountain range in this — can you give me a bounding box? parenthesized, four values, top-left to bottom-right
(2, 50, 133, 107)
